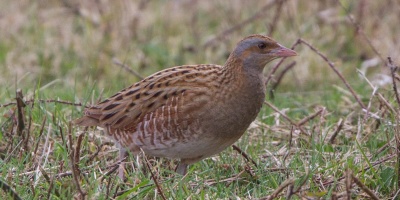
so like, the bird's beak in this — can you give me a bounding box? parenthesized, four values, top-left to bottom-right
(270, 44, 297, 57)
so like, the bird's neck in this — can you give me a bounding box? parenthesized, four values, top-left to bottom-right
(222, 55, 266, 85)
(220, 55, 266, 101)
(206, 56, 266, 139)
(223, 54, 265, 76)
(221, 57, 243, 83)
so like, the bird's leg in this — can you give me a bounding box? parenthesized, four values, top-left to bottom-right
(175, 162, 188, 175)
(118, 148, 127, 181)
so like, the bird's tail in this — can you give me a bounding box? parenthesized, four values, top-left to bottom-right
(73, 106, 102, 126)
(73, 116, 100, 126)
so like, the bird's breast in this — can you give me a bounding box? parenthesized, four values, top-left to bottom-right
(200, 74, 265, 139)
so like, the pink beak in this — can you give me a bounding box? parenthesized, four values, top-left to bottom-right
(271, 44, 297, 57)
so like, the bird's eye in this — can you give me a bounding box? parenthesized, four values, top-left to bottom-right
(258, 43, 267, 49)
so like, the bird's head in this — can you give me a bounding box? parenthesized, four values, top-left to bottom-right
(229, 34, 297, 71)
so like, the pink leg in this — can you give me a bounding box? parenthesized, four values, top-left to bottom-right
(175, 163, 188, 175)
(119, 148, 127, 180)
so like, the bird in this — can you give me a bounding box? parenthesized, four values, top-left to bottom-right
(74, 34, 297, 177)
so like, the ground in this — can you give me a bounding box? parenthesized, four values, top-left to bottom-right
(0, 0, 399, 199)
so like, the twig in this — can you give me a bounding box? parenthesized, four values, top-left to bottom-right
(0, 102, 16, 108)
(142, 153, 167, 200)
(376, 93, 396, 114)
(396, 132, 400, 192)
(0, 99, 85, 108)
(86, 142, 114, 164)
(361, 153, 395, 172)
(264, 101, 297, 125)
(298, 38, 366, 109)
(0, 179, 22, 200)
(243, 164, 256, 178)
(29, 182, 35, 199)
(297, 108, 323, 126)
(263, 101, 308, 135)
(15, 89, 25, 137)
(39, 167, 61, 198)
(393, 189, 400, 200)
(219, 168, 248, 187)
(25, 94, 35, 151)
(32, 116, 47, 163)
(58, 125, 66, 148)
(105, 175, 117, 200)
(285, 182, 295, 199)
(74, 132, 85, 177)
(39, 167, 51, 184)
(259, 178, 294, 200)
(203, 0, 278, 48)
(345, 169, 352, 200)
(55, 171, 73, 179)
(98, 157, 128, 182)
(46, 176, 56, 200)
(100, 164, 120, 183)
(68, 122, 86, 197)
(112, 57, 144, 80)
(283, 126, 294, 164)
(352, 174, 380, 200)
(232, 144, 258, 167)
(396, 57, 400, 195)
(291, 170, 310, 195)
(375, 138, 394, 156)
(329, 118, 344, 144)
(25, 99, 33, 152)
(269, 61, 296, 99)
(388, 57, 400, 108)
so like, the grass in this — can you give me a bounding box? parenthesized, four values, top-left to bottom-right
(1, 0, 400, 199)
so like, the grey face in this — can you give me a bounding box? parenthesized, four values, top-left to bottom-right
(230, 35, 296, 72)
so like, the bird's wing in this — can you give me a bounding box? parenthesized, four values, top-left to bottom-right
(74, 65, 222, 131)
